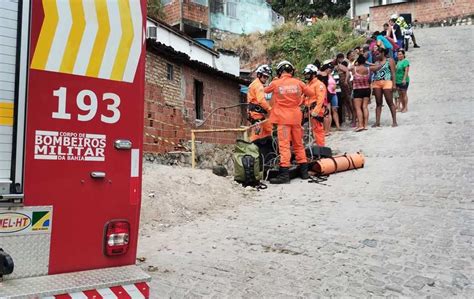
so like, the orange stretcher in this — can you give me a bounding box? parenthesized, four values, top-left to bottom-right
(312, 152, 365, 175)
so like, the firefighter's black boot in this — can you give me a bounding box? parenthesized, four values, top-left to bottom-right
(270, 167, 290, 184)
(299, 163, 309, 180)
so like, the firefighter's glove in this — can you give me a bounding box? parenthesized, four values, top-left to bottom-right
(311, 111, 324, 123)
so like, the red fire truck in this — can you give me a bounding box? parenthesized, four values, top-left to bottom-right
(0, 0, 150, 297)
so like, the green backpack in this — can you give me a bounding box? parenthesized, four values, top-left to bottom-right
(233, 140, 265, 188)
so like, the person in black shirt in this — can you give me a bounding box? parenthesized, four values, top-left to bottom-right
(389, 18, 403, 49)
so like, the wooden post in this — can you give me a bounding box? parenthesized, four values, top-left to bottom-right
(191, 131, 196, 169)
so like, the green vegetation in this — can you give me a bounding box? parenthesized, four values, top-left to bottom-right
(219, 19, 366, 75)
(147, 0, 165, 20)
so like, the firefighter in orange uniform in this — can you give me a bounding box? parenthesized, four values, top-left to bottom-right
(303, 64, 327, 147)
(247, 64, 273, 141)
(264, 61, 315, 184)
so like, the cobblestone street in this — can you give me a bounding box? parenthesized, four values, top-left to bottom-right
(138, 25, 474, 298)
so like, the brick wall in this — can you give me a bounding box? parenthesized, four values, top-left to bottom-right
(162, 0, 209, 28)
(370, 0, 474, 31)
(144, 51, 244, 154)
(163, 1, 181, 26)
(183, 0, 209, 25)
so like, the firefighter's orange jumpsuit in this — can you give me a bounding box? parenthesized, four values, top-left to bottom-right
(305, 77, 327, 146)
(247, 78, 273, 141)
(264, 73, 315, 167)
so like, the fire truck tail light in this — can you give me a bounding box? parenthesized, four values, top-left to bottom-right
(104, 221, 130, 256)
(107, 233, 129, 246)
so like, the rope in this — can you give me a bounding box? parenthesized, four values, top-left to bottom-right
(308, 174, 330, 186)
(144, 132, 189, 150)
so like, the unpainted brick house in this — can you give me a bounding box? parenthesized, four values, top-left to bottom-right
(161, 0, 284, 39)
(145, 18, 248, 154)
(359, 0, 474, 31)
(162, 0, 210, 38)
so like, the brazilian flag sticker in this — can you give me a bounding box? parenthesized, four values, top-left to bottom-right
(32, 211, 51, 231)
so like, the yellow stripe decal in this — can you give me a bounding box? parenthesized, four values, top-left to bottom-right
(31, 0, 59, 70)
(111, 0, 133, 81)
(0, 102, 14, 126)
(60, 0, 86, 73)
(86, 0, 110, 77)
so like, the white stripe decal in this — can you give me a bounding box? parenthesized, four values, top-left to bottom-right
(96, 288, 119, 298)
(36, 130, 59, 136)
(46, 0, 72, 71)
(85, 133, 106, 139)
(74, 0, 99, 75)
(34, 155, 58, 160)
(84, 157, 105, 161)
(68, 292, 88, 299)
(122, 0, 142, 82)
(122, 284, 145, 298)
(131, 149, 139, 177)
(99, 0, 122, 79)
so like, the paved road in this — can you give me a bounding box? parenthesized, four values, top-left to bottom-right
(138, 25, 474, 298)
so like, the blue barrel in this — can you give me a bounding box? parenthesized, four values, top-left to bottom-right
(194, 38, 215, 49)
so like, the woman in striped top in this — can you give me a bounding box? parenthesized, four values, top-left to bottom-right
(351, 55, 383, 131)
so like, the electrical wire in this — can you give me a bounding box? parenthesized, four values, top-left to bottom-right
(196, 103, 249, 128)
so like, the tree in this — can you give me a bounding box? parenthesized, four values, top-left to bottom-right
(270, 0, 350, 20)
(147, 0, 165, 20)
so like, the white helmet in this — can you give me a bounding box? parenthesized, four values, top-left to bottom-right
(276, 60, 294, 75)
(256, 64, 272, 77)
(390, 14, 399, 20)
(303, 64, 318, 75)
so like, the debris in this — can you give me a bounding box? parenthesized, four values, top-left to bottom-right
(136, 257, 146, 262)
(212, 165, 228, 177)
(147, 265, 158, 272)
(361, 239, 378, 248)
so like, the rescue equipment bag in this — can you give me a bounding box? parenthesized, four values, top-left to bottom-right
(233, 140, 265, 188)
(306, 145, 333, 160)
(313, 152, 365, 175)
(252, 135, 276, 172)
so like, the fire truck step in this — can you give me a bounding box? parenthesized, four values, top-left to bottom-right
(0, 265, 150, 298)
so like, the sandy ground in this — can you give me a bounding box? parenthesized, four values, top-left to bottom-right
(139, 163, 256, 236)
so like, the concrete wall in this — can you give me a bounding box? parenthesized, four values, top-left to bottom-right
(370, 0, 474, 31)
(214, 53, 240, 76)
(144, 51, 244, 154)
(355, 0, 377, 17)
(210, 0, 274, 34)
